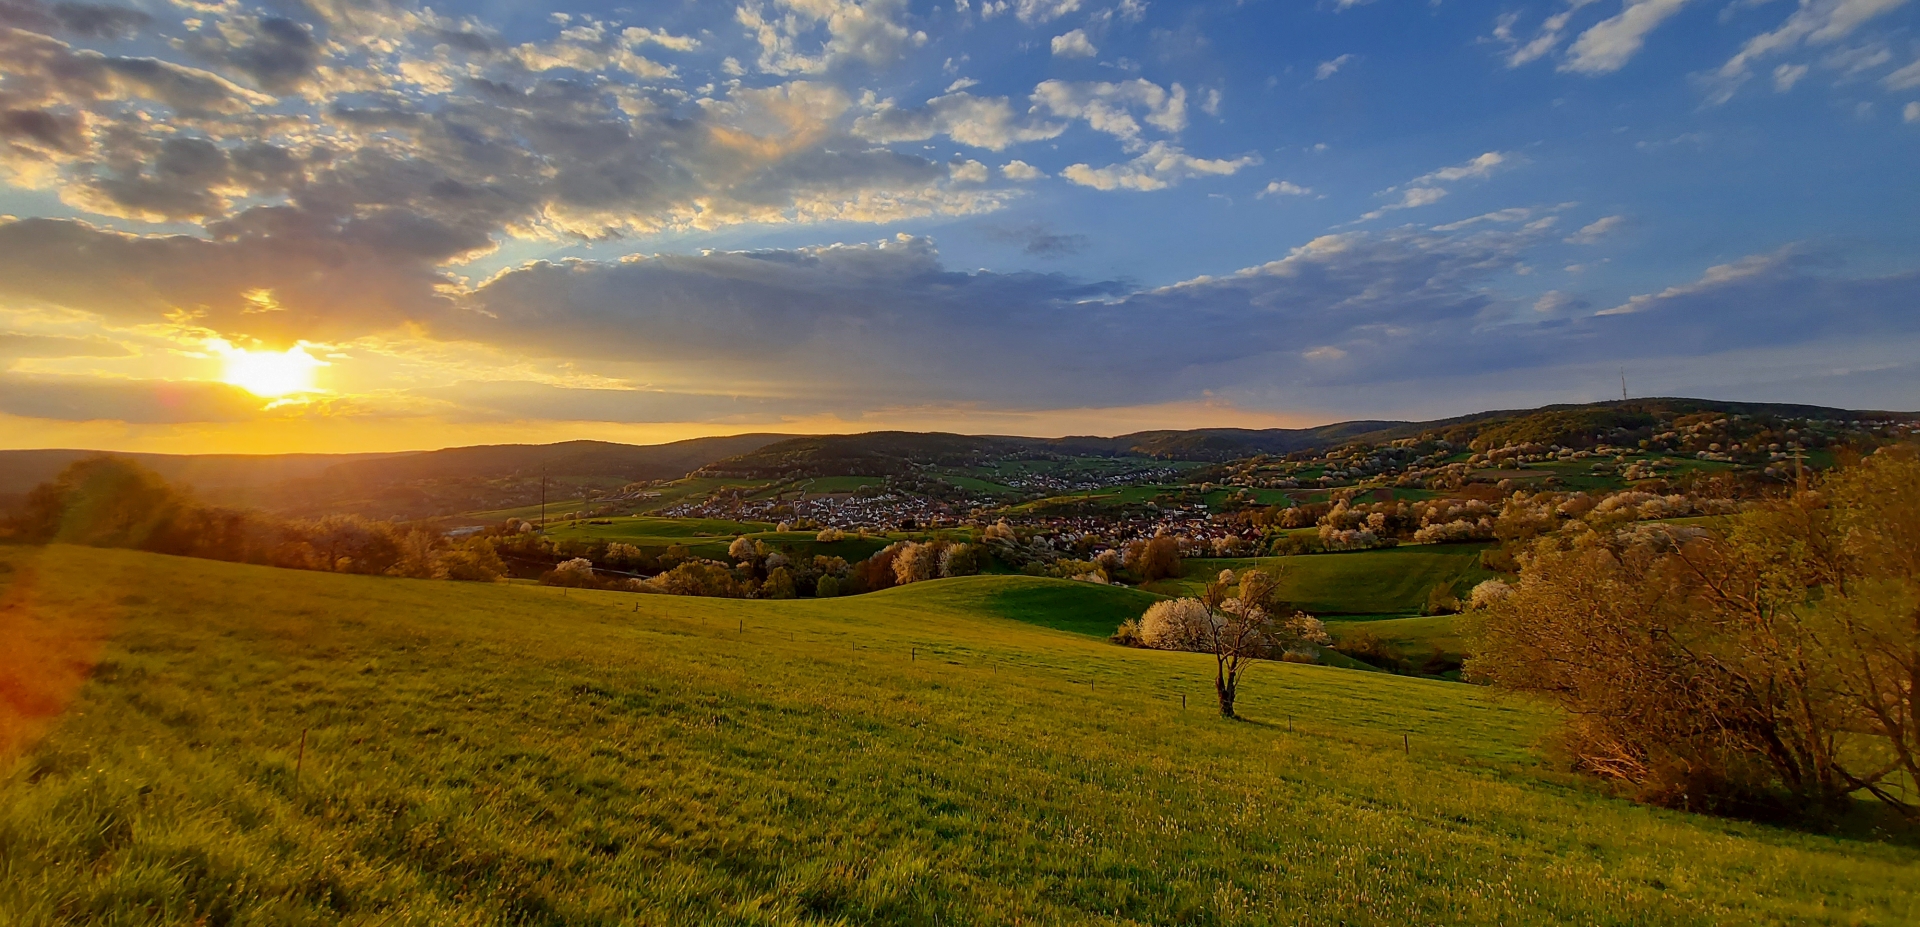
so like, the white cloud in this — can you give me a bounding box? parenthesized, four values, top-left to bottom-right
(1773, 62, 1810, 90)
(1906, 100, 1920, 121)
(1029, 79, 1187, 147)
(1887, 58, 1920, 90)
(1257, 180, 1310, 198)
(1315, 54, 1355, 80)
(1413, 151, 1511, 185)
(1566, 215, 1628, 243)
(853, 92, 1066, 150)
(1493, 0, 1604, 68)
(945, 77, 980, 92)
(621, 26, 699, 51)
(1706, 0, 1910, 103)
(1599, 247, 1799, 315)
(1061, 142, 1258, 191)
(1015, 0, 1081, 24)
(950, 159, 990, 183)
(1001, 159, 1046, 180)
(736, 0, 929, 75)
(1432, 207, 1537, 230)
(1562, 0, 1691, 75)
(1051, 29, 1097, 58)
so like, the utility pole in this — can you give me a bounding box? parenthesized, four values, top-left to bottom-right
(540, 466, 548, 527)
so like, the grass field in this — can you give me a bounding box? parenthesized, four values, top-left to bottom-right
(1147, 544, 1495, 617)
(4, 546, 1918, 925)
(541, 517, 925, 563)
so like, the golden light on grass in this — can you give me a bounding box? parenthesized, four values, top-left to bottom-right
(216, 342, 328, 398)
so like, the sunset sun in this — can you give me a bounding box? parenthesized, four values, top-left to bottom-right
(218, 344, 327, 398)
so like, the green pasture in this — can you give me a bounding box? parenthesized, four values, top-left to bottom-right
(542, 517, 899, 562)
(1147, 544, 1496, 617)
(1325, 613, 1472, 662)
(2, 546, 1916, 924)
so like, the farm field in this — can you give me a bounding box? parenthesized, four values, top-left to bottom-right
(1146, 544, 1496, 617)
(4, 546, 1918, 925)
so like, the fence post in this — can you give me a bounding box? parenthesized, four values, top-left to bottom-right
(1403, 733, 1410, 755)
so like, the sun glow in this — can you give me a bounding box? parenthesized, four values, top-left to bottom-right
(216, 342, 329, 398)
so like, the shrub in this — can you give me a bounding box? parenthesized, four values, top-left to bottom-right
(1138, 598, 1211, 651)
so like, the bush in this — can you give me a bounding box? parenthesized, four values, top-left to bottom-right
(1137, 598, 1211, 650)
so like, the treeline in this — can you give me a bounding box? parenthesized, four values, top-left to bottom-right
(5, 457, 507, 580)
(1472, 447, 1920, 821)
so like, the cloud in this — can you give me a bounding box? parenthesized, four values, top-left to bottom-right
(1773, 62, 1810, 90)
(1887, 57, 1920, 90)
(1051, 28, 1097, 57)
(853, 91, 1066, 150)
(1907, 100, 1920, 121)
(1315, 53, 1354, 80)
(1706, 0, 1910, 103)
(1358, 152, 1516, 222)
(1491, 0, 1603, 68)
(0, 373, 267, 423)
(1561, 0, 1691, 75)
(1001, 159, 1046, 180)
(1061, 142, 1258, 191)
(1599, 246, 1811, 314)
(1565, 214, 1628, 243)
(1432, 207, 1537, 230)
(1413, 151, 1511, 185)
(983, 222, 1088, 257)
(736, 0, 928, 75)
(1014, 0, 1080, 24)
(1257, 180, 1310, 198)
(1030, 78, 1187, 147)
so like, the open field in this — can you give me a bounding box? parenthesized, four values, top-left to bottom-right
(1146, 544, 1496, 617)
(3, 546, 1918, 924)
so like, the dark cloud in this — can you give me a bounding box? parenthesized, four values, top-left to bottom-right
(183, 16, 324, 94)
(0, 374, 263, 423)
(0, 0, 149, 38)
(983, 222, 1089, 257)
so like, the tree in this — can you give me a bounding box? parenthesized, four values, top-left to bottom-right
(728, 536, 757, 562)
(1129, 567, 1327, 718)
(1471, 448, 1920, 819)
(1124, 533, 1183, 582)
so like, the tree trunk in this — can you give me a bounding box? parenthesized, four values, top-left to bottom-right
(1216, 661, 1236, 718)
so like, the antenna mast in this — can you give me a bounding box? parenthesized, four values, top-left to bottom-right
(1620, 368, 1628, 402)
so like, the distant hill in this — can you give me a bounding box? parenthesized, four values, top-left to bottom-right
(0, 448, 396, 497)
(0, 434, 794, 519)
(690, 398, 1912, 479)
(5, 397, 1909, 517)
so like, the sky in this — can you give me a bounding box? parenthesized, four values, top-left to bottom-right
(1, 0, 1917, 454)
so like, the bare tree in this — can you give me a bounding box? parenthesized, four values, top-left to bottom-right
(1197, 568, 1326, 718)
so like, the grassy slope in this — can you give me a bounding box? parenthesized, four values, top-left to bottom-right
(2, 547, 1916, 925)
(1149, 545, 1495, 617)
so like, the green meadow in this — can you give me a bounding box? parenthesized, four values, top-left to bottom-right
(3, 545, 1917, 925)
(1147, 544, 1495, 618)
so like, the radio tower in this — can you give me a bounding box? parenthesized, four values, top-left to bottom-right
(1620, 368, 1628, 402)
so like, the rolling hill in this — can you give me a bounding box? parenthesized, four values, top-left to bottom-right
(4, 545, 1916, 924)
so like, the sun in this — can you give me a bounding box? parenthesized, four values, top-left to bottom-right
(217, 343, 328, 398)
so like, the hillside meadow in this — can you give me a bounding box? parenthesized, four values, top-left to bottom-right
(2, 545, 1917, 925)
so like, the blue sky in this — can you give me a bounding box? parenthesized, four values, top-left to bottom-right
(0, 0, 1916, 452)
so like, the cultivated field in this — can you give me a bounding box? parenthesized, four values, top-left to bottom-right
(3, 546, 1917, 924)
